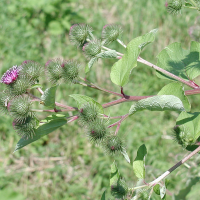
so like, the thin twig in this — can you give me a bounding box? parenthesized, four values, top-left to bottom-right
(149, 145, 200, 186)
(67, 115, 79, 123)
(79, 77, 123, 97)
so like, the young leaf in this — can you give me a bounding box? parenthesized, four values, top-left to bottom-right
(153, 184, 160, 195)
(175, 112, 200, 147)
(85, 50, 118, 73)
(85, 57, 97, 73)
(97, 50, 118, 59)
(156, 41, 200, 81)
(110, 163, 128, 199)
(121, 150, 130, 163)
(160, 185, 166, 199)
(14, 117, 67, 152)
(129, 95, 185, 116)
(110, 29, 157, 86)
(40, 85, 58, 108)
(110, 161, 120, 186)
(133, 144, 147, 179)
(70, 94, 103, 113)
(158, 82, 191, 111)
(30, 84, 43, 89)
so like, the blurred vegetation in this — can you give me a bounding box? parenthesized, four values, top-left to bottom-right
(0, 0, 200, 199)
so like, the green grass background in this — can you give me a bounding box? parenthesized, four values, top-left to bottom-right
(1, 0, 200, 199)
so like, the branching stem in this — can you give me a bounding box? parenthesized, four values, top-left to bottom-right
(137, 56, 198, 89)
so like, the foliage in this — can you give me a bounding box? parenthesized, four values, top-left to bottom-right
(1, 0, 200, 200)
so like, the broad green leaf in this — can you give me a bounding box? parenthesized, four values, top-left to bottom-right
(133, 144, 147, 179)
(158, 82, 190, 111)
(100, 191, 106, 200)
(41, 85, 58, 108)
(110, 29, 157, 86)
(110, 161, 120, 186)
(175, 112, 200, 147)
(14, 117, 67, 152)
(156, 41, 200, 81)
(129, 95, 185, 116)
(69, 94, 104, 113)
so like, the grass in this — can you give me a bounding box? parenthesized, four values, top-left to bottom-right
(1, 0, 200, 199)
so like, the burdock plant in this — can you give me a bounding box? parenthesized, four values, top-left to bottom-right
(2, 18, 200, 199)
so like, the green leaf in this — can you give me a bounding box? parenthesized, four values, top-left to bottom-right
(133, 144, 147, 179)
(121, 150, 130, 163)
(69, 94, 104, 113)
(30, 84, 43, 89)
(40, 114, 67, 123)
(156, 41, 200, 81)
(85, 50, 118, 73)
(41, 85, 58, 108)
(14, 117, 67, 152)
(129, 95, 185, 116)
(184, 3, 193, 7)
(110, 161, 120, 186)
(176, 112, 200, 146)
(158, 82, 191, 111)
(97, 50, 118, 59)
(85, 57, 97, 73)
(110, 29, 157, 86)
(100, 191, 106, 200)
(153, 184, 160, 195)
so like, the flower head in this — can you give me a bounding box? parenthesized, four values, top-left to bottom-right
(1, 66, 21, 85)
(82, 40, 102, 59)
(102, 24, 123, 45)
(166, 0, 183, 15)
(69, 24, 93, 47)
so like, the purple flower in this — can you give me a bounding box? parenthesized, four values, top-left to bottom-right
(1, 66, 21, 85)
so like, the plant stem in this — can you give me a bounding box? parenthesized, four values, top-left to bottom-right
(37, 87, 44, 95)
(102, 45, 198, 89)
(185, 88, 200, 95)
(137, 56, 198, 89)
(67, 115, 79, 123)
(114, 114, 129, 135)
(149, 145, 200, 186)
(117, 39, 127, 48)
(102, 46, 124, 56)
(55, 102, 77, 110)
(107, 114, 128, 128)
(189, 0, 198, 7)
(183, 5, 199, 10)
(102, 96, 152, 108)
(78, 78, 123, 97)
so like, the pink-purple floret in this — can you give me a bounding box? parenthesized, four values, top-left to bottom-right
(1, 66, 20, 85)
